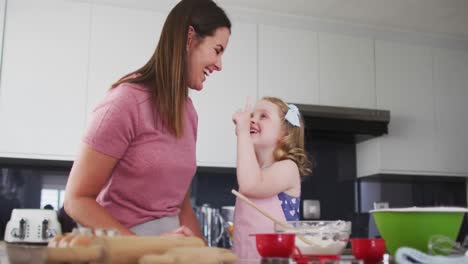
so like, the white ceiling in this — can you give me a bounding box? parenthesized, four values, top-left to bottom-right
(91, 0, 468, 39)
(216, 0, 468, 39)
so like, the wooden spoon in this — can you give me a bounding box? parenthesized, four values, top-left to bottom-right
(231, 189, 318, 246)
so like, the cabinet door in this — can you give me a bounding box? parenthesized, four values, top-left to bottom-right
(258, 24, 319, 104)
(318, 32, 375, 108)
(86, 4, 165, 116)
(433, 48, 468, 175)
(0, 0, 90, 159)
(0, 0, 5, 66)
(191, 21, 257, 167)
(375, 40, 437, 173)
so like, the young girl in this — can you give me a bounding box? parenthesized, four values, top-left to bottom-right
(232, 96, 312, 259)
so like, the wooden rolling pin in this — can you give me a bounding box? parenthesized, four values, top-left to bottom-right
(139, 247, 238, 264)
(46, 235, 205, 264)
(47, 244, 102, 263)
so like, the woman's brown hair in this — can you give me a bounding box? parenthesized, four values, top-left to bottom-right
(112, 0, 231, 138)
(263, 97, 313, 177)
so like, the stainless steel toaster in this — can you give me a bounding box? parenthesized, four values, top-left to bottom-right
(4, 209, 62, 243)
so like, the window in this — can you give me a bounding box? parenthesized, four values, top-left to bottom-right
(40, 189, 65, 210)
(40, 172, 68, 210)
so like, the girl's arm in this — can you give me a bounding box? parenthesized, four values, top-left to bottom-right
(233, 104, 300, 199)
(64, 143, 135, 235)
(234, 117, 261, 195)
(237, 137, 300, 198)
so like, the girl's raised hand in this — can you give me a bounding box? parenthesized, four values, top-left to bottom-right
(232, 98, 252, 136)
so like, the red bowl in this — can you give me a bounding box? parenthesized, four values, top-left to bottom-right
(250, 233, 296, 258)
(350, 238, 386, 264)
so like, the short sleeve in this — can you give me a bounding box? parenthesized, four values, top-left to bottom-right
(83, 88, 139, 159)
(186, 97, 198, 141)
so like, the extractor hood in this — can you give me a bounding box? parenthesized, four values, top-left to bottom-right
(295, 104, 390, 143)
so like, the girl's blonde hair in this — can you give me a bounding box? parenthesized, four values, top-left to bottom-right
(111, 0, 231, 138)
(263, 97, 313, 177)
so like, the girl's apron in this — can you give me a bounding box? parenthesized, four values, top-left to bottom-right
(233, 195, 286, 260)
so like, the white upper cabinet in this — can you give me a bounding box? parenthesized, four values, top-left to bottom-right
(258, 24, 319, 104)
(0, 0, 90, 159)
(86, 4, 165, 117)
(357, 40, 437, 176)
(376, 41, 437, 173)
(0, 0, 467, 174)
(191, 21, 257, 167)
(0, 0, 5, 65)
(318, 32, 375, 108)
(433, 48, 468, 175)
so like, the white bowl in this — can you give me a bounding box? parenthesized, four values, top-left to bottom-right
(275, 220, 351, 255)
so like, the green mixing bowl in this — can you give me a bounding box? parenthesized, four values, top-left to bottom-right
(371, 207, 468, 256)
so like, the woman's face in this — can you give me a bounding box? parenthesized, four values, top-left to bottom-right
(186, 27, 230, 91)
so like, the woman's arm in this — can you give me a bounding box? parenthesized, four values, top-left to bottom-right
(178, 191, 204, 240)
(64, 143, 135, 235)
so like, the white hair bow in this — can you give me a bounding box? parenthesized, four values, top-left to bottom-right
(285, 104, 301, 127)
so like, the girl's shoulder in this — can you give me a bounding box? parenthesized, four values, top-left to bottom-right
(266, 159, 301, 183)
(271, 159, 300, 173)
(273, 160, 301, 197)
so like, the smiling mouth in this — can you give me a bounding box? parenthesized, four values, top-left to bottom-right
(250, 129, 259, 134)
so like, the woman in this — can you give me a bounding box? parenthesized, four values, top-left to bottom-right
(64, 0, 231, 238)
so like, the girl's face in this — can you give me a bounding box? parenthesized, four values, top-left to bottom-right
(186, 27, 230, 91)
(250, 100, 285, 148)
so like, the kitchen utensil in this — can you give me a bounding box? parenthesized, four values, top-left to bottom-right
(395, 246, 468, 264)
(221, 206, 235, 222)
(350, 238, 386, 264)
(231, 190, 283, 224)
(195, 204, 225, 246)
(231, 189, 318, 247)
(249, 233, 296, 258)
(371, 207, 468, 256)
(220, 206, 235, 247)
(428, 235, 468, 256)
(4, 208, 62, 243)
(275, 220, 351, 255)
(138, 246, 238, 264)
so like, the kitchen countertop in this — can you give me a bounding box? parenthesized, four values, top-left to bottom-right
(0, 242, 51, 264)
(0, 241, 372, 264)
(0, 242, 9, 264)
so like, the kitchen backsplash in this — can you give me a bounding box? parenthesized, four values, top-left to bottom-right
(191, 167, 237, 208)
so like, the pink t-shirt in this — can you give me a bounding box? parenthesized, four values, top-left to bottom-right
(83, 82, 198, 228)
